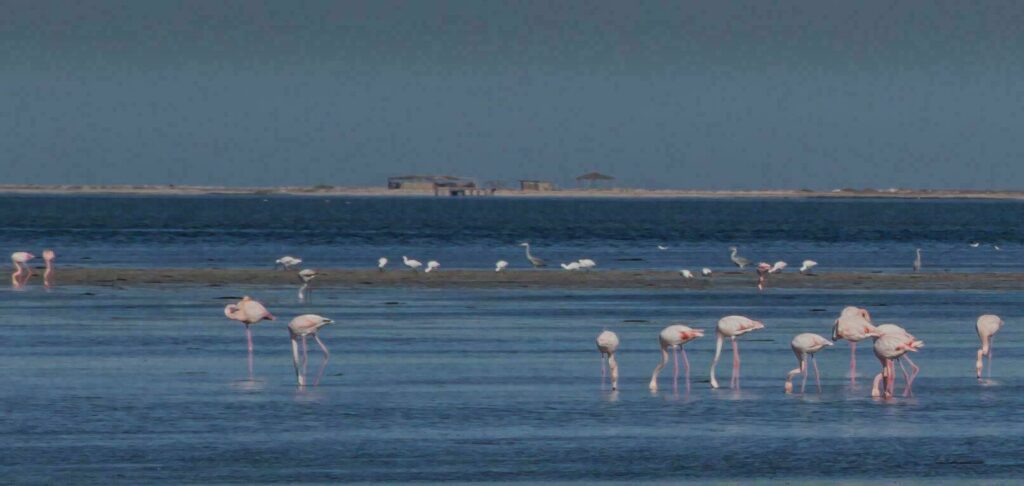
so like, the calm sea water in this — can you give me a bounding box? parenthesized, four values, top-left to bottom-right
(1, 194, 1023, 271)
(1, 196, 1023, 482)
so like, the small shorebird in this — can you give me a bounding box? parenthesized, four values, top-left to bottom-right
(560, 262, 581, 271)
(769, 261, 787, 273)
(577, 258, 596, 270)
(276, 256, 302, 270)
(42, 250, 56, 288)
(785, 333, 833, 394)
(831, 306, 880, 384)
(649, 324, 704, 392)
(519, 242, 546, 267)
(975, 314, 1003, 380)
(596, 330, 620, 390)
(969, 242, 981, 248)
(799, 260, 817, 274)
(378, 257, 388, 271)
(297, 269, 318, 302)
(10, 251, 34, 288)
(402, 256, 422, 271)
(680, 269, 694, 279)
(729, 247, 751, 269)
(701, 268, 713, 277)
(425, 260, 440, 273)
(710, 316, 765, 389)
(912, 248, 922, 272)
(495, 260, 508, 272)
(288, 314, 334, 386)
(657, 245, 669, 250)
(224, 296, 275, 379)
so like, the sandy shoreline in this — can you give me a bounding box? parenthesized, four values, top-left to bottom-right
(3, 184, 1024, 200)
(23, 268, 1024, 291)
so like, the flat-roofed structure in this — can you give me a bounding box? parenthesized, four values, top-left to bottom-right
(519, 180, 554, 191)
(387, 175, 489, 196)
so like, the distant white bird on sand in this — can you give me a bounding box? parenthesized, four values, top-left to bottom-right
(495, 260, 509, 272)
(297, 269, 318, 302)
(680, 269, 694, 279)
(799, 260, 818, 274)
(769, 261, 787, 274)
(577, 259, 596, 270)
(596, 330, 620, 390)
(913, 248, 922, 272)
(425, 260, 440, 273)
(701, 268, 713, 277)
(657, 245, 669, 250)
(276, 256, 302, 270)
(519, 242, 546, 267)
(378, 257, 388, 271)
(729, 247, 751, 268)
(561, 262, 581, 271)
(402, 256, 422, 271)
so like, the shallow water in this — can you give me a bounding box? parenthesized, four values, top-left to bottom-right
(1, 283, 1021, 482)
(2, 194, 1024, 272)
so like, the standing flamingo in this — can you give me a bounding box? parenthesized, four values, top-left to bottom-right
(649, 324, 704, 392)
(756, 262, 771, 291)
(10, 252, 34, 288)
(297, 269, 318, 302)
(223, 296, 275, 379)
(596, 330, 620, 390)
(831, 306, 879, 384)
(785, 333, 833, 394)
(871, 333, 924, 399)
(42, 249, 56, 288)
(975, 314, 1003, 380)
(874, 324, 922, 396)
(288, 314, 335, 386)
(710, 316, 765, 389)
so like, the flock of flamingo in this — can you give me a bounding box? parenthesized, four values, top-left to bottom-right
(8, 244, 1005, 394)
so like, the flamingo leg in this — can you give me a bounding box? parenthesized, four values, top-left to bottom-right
(608, 354, 618, 391)
(887, 360, 896, 398)
(650, 346, 669, 391)
(902, 354, 920, 394)
(681, 348, 691, 393)
(850, 341, 857, 385)
(600, 351, 607, 387)
(988, 337, 994, 379)
(313, 334, 330, 386)
(731, 338, 741, 389)
(800, 356, 808, 394)
(290, 335, 305, 386)
(673, 346, 680, 387)
(709, 333, 724, 389)
(812, 354, 822, 393)
(302, 335, 309, 376)
(897, 359, 912, 397)
(245, 325, 254, 380)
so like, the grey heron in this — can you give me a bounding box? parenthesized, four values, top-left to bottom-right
(519, 242, 546, 267)
(729, 247, 751, 268)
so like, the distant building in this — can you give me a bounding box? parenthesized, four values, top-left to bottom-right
(387, 175, 488, 196)
(575, 171, 615, 188)
(519, 180, 554, 191)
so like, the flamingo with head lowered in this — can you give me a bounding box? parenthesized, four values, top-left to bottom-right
(288, 314, 335, 386)
(224, 296, 275, 379)
(831, 306, 880, 384)
(649, 324, 704, 392)
(975, 314, 1003, 380)
(10, 252, 34, 288)
(710, 315, 765, 389)
(785, 333, 833, 394)
(596, 330, 620, 390)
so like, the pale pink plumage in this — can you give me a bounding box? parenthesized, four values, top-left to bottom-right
(42, 249, 55, 288)
(785, 333, 833, 394)
(223, 296, 275, 379)
(10, 251, 34, 288)
(710, 316, 764, 389)
(596, 330, 620, 390)
(975, 314, 1003, 380)
(288, 314, 335, 386)
(649, 324, 704, 392)
(871, 332, 924, 399)
(831, 306, 879, 384)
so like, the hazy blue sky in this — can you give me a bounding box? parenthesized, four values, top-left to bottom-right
(3, 1, 1024, 189)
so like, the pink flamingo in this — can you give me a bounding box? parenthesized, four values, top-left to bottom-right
(42, 249, 56, 288)
(10, 252, 34, 288)
(223, 296, 275, 379)
(871, 332, 924, 399)
(756, 262, 771, 291)
(975, 314, 1003, 380)
(785, 333, 833, 394)
(831, 306, 880, 384)
(288, 314, 335, 386)
(648, 324, 704, 392)
(596, 330, 620, 390)
(874, 324, 922, 396)
(710, 316, 765, 389)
